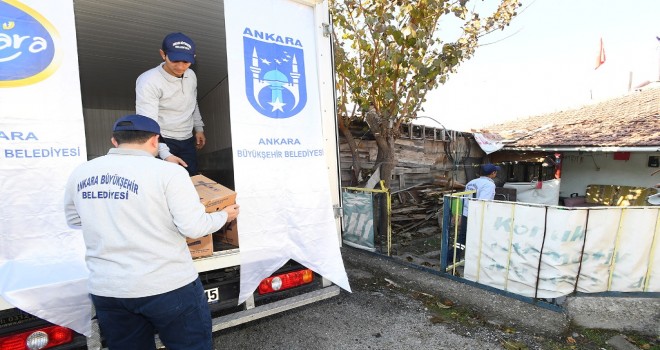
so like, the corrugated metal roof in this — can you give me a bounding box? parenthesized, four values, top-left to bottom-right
(74, 0, 227, 110)
(479, 86, 660, 148)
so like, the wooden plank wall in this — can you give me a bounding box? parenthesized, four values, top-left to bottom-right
(339, 126, 484, 192)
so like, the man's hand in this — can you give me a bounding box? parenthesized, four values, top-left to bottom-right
(195, 131, 206, 150)
(222, 204, 240, 222)
(164, 155, 188, 168)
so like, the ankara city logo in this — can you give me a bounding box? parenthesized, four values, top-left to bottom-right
(243, 28, 307, 119)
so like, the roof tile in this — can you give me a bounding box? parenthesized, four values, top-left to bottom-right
(481, 87, 660, 147)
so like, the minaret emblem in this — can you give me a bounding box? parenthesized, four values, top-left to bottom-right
(243, 36, 307, 119)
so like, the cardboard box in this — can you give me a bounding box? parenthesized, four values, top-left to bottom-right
(212, 220, 239, 249)
(187, 234, 213, 259)
(191, 175, 237, 213)
(223, 220, 239, 246)
(187, 175, 239, 256)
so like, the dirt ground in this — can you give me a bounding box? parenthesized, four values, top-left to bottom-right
(216, 247, 659, 350)
(383, 207, 451, 273)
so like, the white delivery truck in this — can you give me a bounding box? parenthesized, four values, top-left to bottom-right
(0, 0, 350, 349)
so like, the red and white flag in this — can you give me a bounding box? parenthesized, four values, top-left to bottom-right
(595, 37, 606, 70)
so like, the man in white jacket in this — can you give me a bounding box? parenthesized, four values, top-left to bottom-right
(136, 32, 205, 176)
(448, 163, 499, 266)
(64, 114, 239, 350)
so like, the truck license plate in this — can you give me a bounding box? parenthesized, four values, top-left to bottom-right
(204, 287, 220, 304)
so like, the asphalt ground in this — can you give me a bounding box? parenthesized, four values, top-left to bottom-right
(213, 247, 580, 349)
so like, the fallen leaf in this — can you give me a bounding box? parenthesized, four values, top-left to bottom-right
(436, 301, 451, 309)
(501, 339, 528, 350)
(384, 278, 400, 288)
(566, 336, 576, 344)
(429, 316, 444, 324)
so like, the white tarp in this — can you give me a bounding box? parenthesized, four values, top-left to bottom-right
(464, 200, 659, 297)
(223, 0, 351, 303)
(473, 132, 505, 155)
(504, 179, 560, 205)
(0, 0, 91, 336)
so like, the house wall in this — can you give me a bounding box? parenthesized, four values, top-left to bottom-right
(560, 151, 660, 197)
(339, 130, 485, 191)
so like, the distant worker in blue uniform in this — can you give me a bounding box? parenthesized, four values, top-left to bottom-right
(449, 163, 500, 265)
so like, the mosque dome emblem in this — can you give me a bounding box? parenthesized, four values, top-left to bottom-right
(244, 37, 307, 118)
(264, 69, 288, 85)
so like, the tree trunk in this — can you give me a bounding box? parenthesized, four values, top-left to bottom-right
(337, 115, 362, 186)
(373, 135, 396, 189)
(365, 108, 396, 189)
(364, 108, 395, 249)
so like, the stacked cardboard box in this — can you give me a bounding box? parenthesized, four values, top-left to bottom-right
(186, 175, 238, 258)
(213, 219, 238, 248)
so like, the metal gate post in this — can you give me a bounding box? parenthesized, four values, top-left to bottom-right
(440, 195, 452, 272)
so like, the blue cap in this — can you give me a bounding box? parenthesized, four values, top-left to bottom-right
(162, 32, 196, 64)
(481, 163, 501, 175)
(113, 115, 160, 134)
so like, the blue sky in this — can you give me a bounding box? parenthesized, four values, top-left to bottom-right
(420, 0, 660, 131)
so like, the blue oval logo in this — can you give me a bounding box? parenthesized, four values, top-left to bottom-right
(0, 0, 59, 87)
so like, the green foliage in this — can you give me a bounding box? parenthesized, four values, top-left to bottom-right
(331, 0, 521, 132)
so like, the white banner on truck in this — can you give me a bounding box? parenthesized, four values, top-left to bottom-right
(224, 0, 351, 302)
(463, 201, 660, 297)
(0, 0, 91, 336)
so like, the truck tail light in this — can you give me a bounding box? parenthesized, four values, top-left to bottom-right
(257, 269, 314, 295)
(0, 325, 73, 350)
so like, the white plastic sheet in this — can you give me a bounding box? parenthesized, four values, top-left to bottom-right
(0, 260, 91, 336)
(464, 201, 659, 297)
(223, 0, 351, 303)
(0, 0, 91, 336)
(473, 133, 505, 155)
(504, 179, 560, 205)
